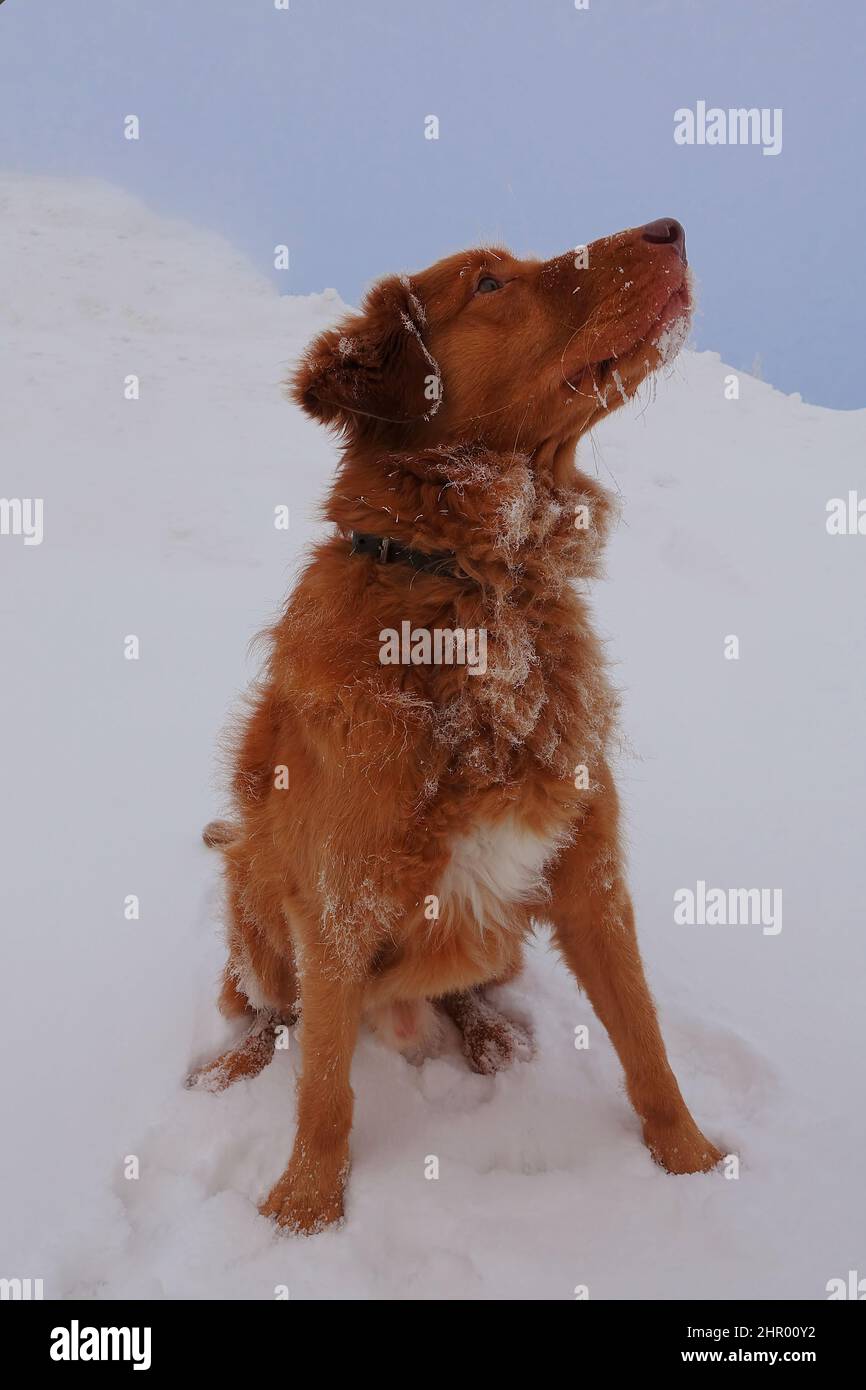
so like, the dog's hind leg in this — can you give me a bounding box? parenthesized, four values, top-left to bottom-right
(185, 1009, 290, 1093)
(185, 943, 299, 1093)
(440, 987, 535, 1075)
(191, 832, 300, 1092)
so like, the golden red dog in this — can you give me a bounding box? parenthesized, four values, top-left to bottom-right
(192, 218, 721, 1233)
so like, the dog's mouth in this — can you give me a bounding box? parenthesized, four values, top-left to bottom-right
(641, 279, 693, 362)
(565, 277, 692, 400)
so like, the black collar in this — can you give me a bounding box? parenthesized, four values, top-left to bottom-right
(350, 531, 457, 576)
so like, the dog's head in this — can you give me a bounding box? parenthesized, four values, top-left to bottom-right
(292, 219, 691, 455)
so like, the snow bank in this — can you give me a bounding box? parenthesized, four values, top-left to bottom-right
(1, 174, 864, 1300)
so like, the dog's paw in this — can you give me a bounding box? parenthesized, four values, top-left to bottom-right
(644, 1115, 723, 1175)
(460, 1001, 535, 1076)
(184, 1058, 233, 1093)
(185, 1018, 281, 1093)
(259, 1171, 345, 1235)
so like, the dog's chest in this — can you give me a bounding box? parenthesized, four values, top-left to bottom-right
(439, 815, 563, 928)
(433, 591, 612, 790)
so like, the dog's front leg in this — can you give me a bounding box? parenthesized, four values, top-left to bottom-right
(259, 945, 363, 1234)
(548, 780, 722, 1175)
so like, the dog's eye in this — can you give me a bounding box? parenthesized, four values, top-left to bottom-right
(475, 275, 503, 294)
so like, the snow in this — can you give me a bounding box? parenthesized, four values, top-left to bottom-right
(1, 172, 864, 1300)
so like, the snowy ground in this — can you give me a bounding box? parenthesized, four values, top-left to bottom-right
(1, 173, 864, 1300)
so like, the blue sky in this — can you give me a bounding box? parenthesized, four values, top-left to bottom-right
(2, 0, 863, 408)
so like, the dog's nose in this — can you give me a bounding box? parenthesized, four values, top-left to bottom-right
(640, 217, 687, 264)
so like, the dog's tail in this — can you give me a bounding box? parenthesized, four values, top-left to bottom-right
(202, 819, 240, 849)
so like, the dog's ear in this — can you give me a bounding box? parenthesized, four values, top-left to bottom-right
(290, 276, 439, 437)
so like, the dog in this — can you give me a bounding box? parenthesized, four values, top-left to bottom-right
(190, 217, 722, 1233)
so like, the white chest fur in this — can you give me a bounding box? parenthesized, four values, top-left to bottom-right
(439, 815, 564, 930)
